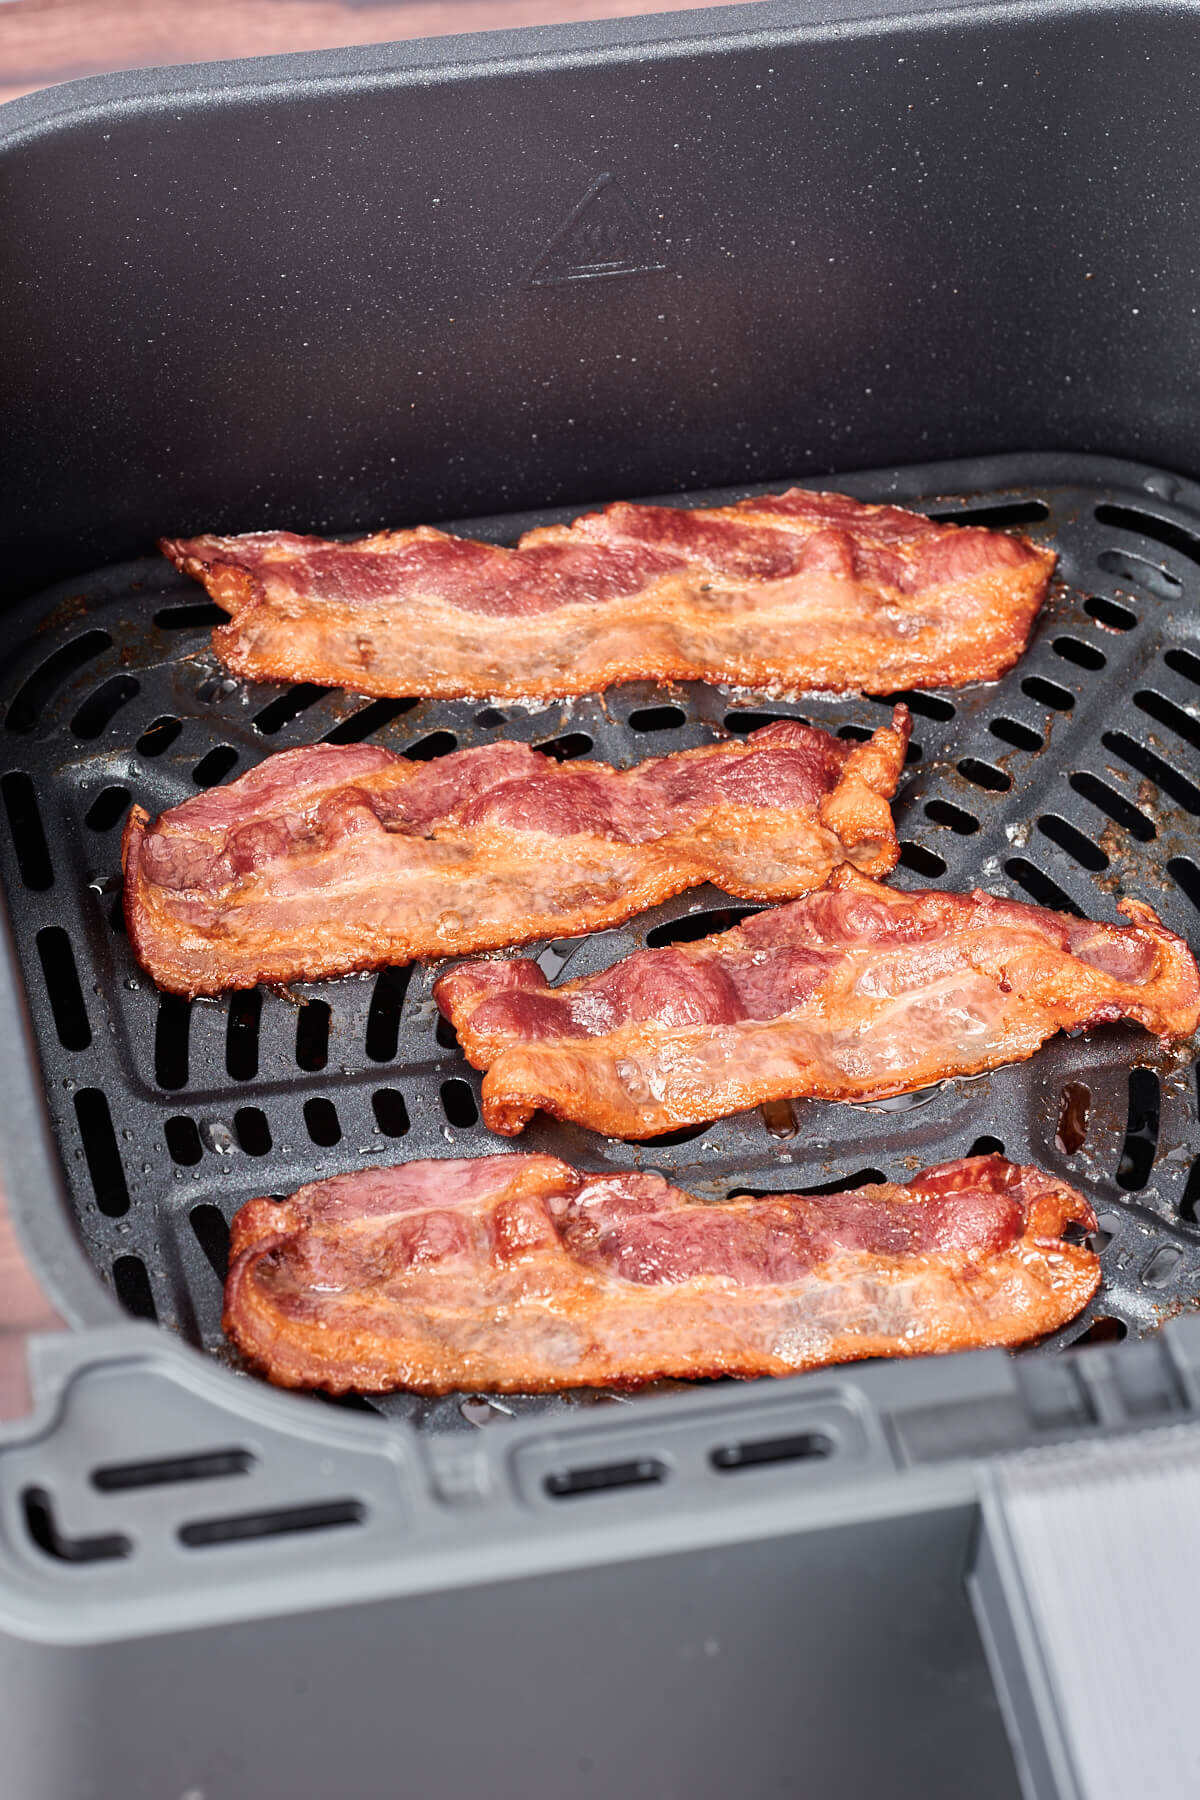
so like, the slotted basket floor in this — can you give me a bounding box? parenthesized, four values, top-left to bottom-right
(4, 452, 1200, 1430)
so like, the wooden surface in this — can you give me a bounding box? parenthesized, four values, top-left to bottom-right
(1, 0, 734, 107)
(0, 1186, 63, 1419)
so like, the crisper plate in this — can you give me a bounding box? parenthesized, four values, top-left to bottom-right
(4, 452, 1200, 1432)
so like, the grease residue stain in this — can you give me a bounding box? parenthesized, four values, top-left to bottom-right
(1055, 1081, 1091, 1155)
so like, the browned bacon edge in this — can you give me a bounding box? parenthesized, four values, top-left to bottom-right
(222, 1154, 1101, 1394)
(121, 711, 910, 997)
(434, 868, 1200, 1140)
(160, 488, 1055, 700)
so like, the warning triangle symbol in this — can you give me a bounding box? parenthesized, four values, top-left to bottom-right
(529, 174, 667, 286)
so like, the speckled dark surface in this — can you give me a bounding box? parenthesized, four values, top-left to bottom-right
(3, 452, 1199, 1430)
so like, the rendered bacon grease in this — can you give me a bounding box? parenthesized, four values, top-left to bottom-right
(122, 712, 909, 996)
(161, 489, 1054, 701)
(435, 868, 1200, 1139)
(222, 1154, 1101, 1394)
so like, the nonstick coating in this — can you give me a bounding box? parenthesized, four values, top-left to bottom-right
(3, 457, 1199, 1432)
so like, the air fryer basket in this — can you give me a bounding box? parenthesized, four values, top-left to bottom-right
(3, 450, 1199, 1431)
(11, 9, 1200, 1795)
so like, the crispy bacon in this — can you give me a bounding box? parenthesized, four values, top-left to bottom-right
(435, 868, 1200, 1139)
(121, 713, 909, 996)
(222, 1154, 1100, 1393)
(161, 489, 1054, 700)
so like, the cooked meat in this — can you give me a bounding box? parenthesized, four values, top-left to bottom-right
(435, 868, 1200, 1138)
(122, 712, 910, 996)
(161, 489, 1053, 700)
(222, 1153, 1100, 1393)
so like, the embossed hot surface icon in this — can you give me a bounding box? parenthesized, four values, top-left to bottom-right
(221, 1154, 1101, 1395)
(434, 869, 1200, 1139)
(160, 487, 1053, 701)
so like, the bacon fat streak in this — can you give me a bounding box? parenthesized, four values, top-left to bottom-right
(122, 714, 910, 997)
(222, 1154, 1100, 1393)
(435, 869, 1200, 1139)
(161, 489, 1054, 700)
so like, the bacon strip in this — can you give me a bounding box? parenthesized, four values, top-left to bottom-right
(161, 489, 1054, 700)
(435, 869, 1200, 1139)
(121, 713, 910, 996)
(223, 1154, 1100, 1394)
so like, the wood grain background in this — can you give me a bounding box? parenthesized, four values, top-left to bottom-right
(0, 1195, 63, 1419)
(1, 0, 734, 106)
